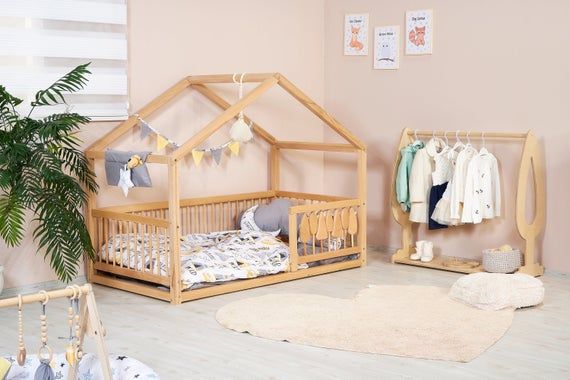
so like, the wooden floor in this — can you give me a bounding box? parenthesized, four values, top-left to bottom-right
(1, 251, 569, 379)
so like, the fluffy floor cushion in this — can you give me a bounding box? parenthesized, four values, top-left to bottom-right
(216, 285, 514, 362)
(449, 272, 545, 311)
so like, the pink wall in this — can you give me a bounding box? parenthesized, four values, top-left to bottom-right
(324, 0, 570, 272)
(4, 1, 569, 291)
(1, 0, 326, 289)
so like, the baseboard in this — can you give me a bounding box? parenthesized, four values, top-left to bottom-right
(368, 244, 397, 255)
(0, 276, 87, 299)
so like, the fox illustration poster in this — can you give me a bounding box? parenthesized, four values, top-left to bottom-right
(406, 9, 433, 55)
(344, 14, 369, 56)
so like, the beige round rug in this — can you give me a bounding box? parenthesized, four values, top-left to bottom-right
(216, 285, 514, 362)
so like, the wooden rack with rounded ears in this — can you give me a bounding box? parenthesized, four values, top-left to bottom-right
(0, 284, 112, 380)
(390, 128, 545, 276)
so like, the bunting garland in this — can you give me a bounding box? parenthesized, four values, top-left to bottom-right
(228, 141, 240, 156)
(211, 148, 223, 166)
(135, 115, 246, 167)
(156, 135, 170, 152)
(136, 115, 180, 152)
(191, 150, 204, 166)
(190, 139, 242, 167)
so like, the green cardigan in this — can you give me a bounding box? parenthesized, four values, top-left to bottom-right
(396, 140, 425, 212)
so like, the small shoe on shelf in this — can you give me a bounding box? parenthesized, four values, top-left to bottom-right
(421, 241, 434, 262)
(410, 240, 426, 260)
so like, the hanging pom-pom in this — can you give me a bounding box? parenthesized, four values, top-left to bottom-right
(34, 360, 55, 380)
(230, 116, 253, 142)
(35, 346, 55, 380)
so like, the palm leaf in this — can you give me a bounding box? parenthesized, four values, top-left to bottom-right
(0, 193, 26, 247)
(32, 63, 91, 107)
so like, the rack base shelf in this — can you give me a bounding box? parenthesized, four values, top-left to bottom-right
(392, 253, 483, 274)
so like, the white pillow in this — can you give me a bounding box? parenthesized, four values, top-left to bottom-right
(449, 272, 544, 311)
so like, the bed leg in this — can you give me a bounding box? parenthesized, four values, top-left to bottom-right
(289, 212, 299, 271)
(357, 150, 367, 265)
(168, 159, 183, 304)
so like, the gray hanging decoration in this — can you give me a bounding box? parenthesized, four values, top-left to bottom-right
(211, 148, 223, 166)
(139, 120, 153, 140)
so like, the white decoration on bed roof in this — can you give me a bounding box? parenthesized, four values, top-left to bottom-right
(117, 166, 134, 197)
(229, 73, 254, 142)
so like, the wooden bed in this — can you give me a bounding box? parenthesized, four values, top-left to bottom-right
(85, 73, 367, 304)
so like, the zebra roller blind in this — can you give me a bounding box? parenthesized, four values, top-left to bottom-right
(0, 0, 128, 121)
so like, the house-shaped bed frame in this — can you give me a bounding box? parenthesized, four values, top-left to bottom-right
(85, 73, 367, 304)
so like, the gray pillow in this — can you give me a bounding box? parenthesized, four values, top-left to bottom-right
(254, 199, 300, 236)
(105, 150, 152, 187)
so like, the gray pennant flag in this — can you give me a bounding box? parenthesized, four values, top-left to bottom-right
(211, 148, 223, 166)
(139, 120, 153, 140)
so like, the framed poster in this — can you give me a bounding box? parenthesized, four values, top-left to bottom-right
(344, 13, 369, 56)
(405, 9, 433, 55)
(374, 26, 399, 70)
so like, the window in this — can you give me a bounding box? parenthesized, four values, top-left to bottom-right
(0, 0, 128, 121)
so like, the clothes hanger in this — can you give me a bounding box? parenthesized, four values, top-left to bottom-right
(430, 130, 446, 151)
(441, 130, 452, 155)
(479, 131, 489, 155)
(414, 129, 420, 143)
(464, 131, 479, 154)
(451, 129, 466, 153)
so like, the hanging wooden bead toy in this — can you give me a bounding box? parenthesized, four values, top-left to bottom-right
(16, 294, 26, 366)
(64, 286, 78, 366)
(73, 285, 84, 362)
(35, 290, 55, 380)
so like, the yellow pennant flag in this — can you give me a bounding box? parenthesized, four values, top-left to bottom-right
(156, 135, 169, 151)
(228, 141, 240, 156)
(192, 150, 204, 166)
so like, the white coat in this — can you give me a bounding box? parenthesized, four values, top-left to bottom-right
(461, 148, 501, 224)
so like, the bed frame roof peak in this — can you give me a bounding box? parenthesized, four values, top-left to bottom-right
(86, 72, 365, 159)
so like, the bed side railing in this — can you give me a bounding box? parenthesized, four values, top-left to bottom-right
(90, 191, 361, 286)
(287, 198, 363, 270)
(177, 192, 275, 235)
(91, 209, 171, 286)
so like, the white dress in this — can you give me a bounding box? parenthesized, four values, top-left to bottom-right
(431, 147, 459, 225)
(449, 146, 477, 221)
(461, 148, 502, 224)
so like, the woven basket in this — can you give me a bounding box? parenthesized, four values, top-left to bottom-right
(482, 248, 522, 273)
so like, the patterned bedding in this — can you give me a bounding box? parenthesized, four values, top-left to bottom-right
(4, 353, 158, 380)
(99, 230, 290, 289)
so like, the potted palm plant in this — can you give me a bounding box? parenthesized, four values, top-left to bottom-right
(0, 63, 98, 282)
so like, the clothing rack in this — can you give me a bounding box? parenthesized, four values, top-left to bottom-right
(0, 284, 111, 380)
(390, 128, 545, 276)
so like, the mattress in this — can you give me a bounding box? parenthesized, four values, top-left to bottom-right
(98, 230, 290, 289)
